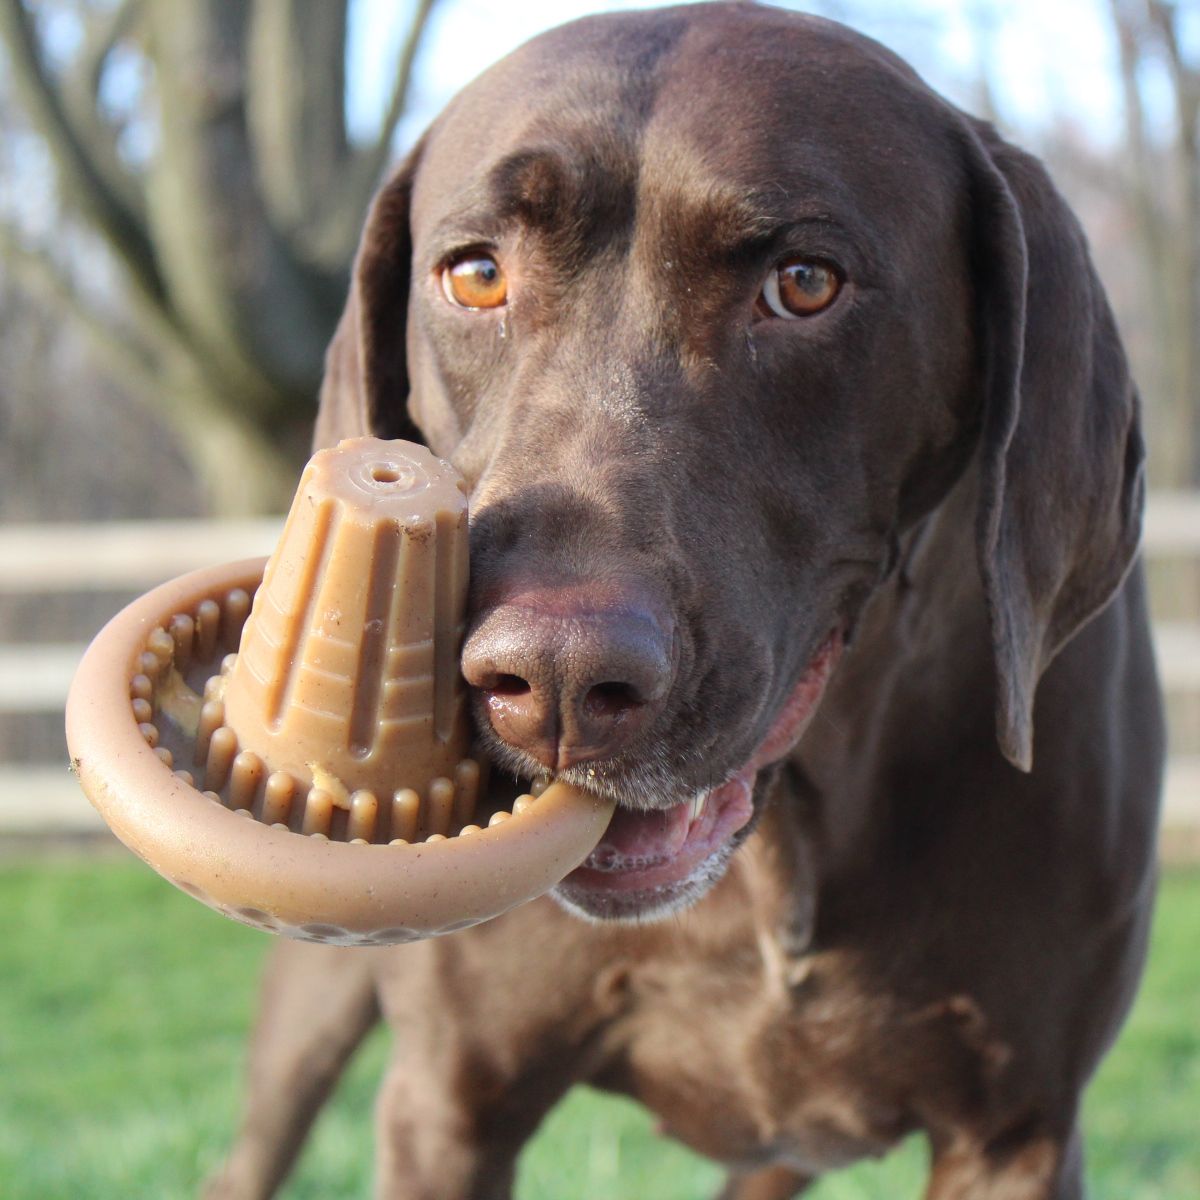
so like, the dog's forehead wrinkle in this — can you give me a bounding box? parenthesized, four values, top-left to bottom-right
(416, 10, 693, 233)
(486, 140, 639, 252)
(638, 150, 851, 244)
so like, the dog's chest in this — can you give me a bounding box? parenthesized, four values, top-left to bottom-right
(605, 945, 995, 1174)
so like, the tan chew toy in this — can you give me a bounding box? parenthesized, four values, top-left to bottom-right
(65, 438, 614, 945)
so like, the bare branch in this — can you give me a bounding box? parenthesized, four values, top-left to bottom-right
(326, 0, 437, 260)
(1108, 0, 1171, 235)
(80, 0, 144, 98)
(0, 213, 280, 466)
(1107, 0, 1200, 483)
(0, 0, 163, 304)
(370, 0, 437, 177)
(248, 0, 350, 239)
(1146, 2, 1199, 158)
(0, 222, 163, 402)
(1, 220, 297, 513)
(1145, 0, 1200, 481)
(60, 0, 148, 223)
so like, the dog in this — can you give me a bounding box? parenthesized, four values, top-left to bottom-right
(205, 5, 1164, 1197)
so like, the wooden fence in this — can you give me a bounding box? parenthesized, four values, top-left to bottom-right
(2, 502, 1197, 839)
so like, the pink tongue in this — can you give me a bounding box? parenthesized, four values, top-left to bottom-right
(594, 802, 691, 862)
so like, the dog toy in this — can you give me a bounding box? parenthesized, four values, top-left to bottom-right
(65, 438, 614, 945)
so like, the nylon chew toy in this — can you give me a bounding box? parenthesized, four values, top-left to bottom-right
(65, 438, 614, 945)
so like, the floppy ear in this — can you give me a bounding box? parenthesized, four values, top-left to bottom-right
(313, 142, 425, 450)
(963, 120, 1146, 772)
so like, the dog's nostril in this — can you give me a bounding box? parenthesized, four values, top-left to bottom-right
(583, 681, 644, 719)
(491, 673, 532, 698)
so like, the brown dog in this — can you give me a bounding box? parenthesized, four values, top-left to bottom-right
(205, 5, 1164, 1198)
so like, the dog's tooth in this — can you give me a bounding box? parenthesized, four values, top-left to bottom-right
(689, 792, 708, 824)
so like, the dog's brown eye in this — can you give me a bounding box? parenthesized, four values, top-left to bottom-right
(758, 259, 840, 318)
(442, 253, 508, 310)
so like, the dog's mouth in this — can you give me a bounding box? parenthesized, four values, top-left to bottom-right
(553, 630, 843, 922)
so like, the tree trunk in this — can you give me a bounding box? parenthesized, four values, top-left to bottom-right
(144, 2, 342, 412)
(0, 0, 436, 510)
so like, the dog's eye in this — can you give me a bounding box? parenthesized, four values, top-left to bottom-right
(757, 259, 840, 319)
(442, 252, 508, 310)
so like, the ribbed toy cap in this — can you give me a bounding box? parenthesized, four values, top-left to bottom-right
(223, 438, 470, 798)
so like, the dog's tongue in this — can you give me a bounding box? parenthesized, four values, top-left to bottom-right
(575, 775, 754, 882)
(592, 802, 691, 862)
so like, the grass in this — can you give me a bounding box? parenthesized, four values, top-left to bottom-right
(0, 859, 1196, 1199)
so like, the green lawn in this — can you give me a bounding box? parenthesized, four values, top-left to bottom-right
(1, 859, 1196, 1199)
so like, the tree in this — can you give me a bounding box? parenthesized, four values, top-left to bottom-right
(0, 0, 436, 511)
(1108, 0, 1200, 487)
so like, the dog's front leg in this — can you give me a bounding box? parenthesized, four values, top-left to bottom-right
(373, 1052, 523, 1200)
(203, 941, 381, 1200)
(372, 1036, 581, 1200)
(370, 903, 627, 1200)
(925, 1125, 1084, 1200)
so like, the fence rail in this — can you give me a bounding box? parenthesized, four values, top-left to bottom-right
(1, 491, 1197, 592)
(0, 518, 281, 592)
(2, 498, 1198, 838)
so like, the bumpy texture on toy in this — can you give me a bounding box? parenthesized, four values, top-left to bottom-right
(65, 439, 614, 945)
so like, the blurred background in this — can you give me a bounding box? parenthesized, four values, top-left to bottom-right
(0, 1, 1197, 1198)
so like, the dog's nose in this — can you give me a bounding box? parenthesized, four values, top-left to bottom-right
(461, 594, 674, 771)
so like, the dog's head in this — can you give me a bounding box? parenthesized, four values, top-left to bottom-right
(315, 4, 1144, 921)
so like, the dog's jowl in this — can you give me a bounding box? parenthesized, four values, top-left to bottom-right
(206, 6, 1164, 1199)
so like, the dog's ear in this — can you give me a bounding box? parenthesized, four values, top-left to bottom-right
(313, 141, 425, 450)
(961, 119, 1146, 772)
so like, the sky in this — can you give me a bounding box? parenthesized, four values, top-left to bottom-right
(345, 0, 1176, 155)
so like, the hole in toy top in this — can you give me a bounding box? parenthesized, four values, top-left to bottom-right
(370, 463, 404, 484)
